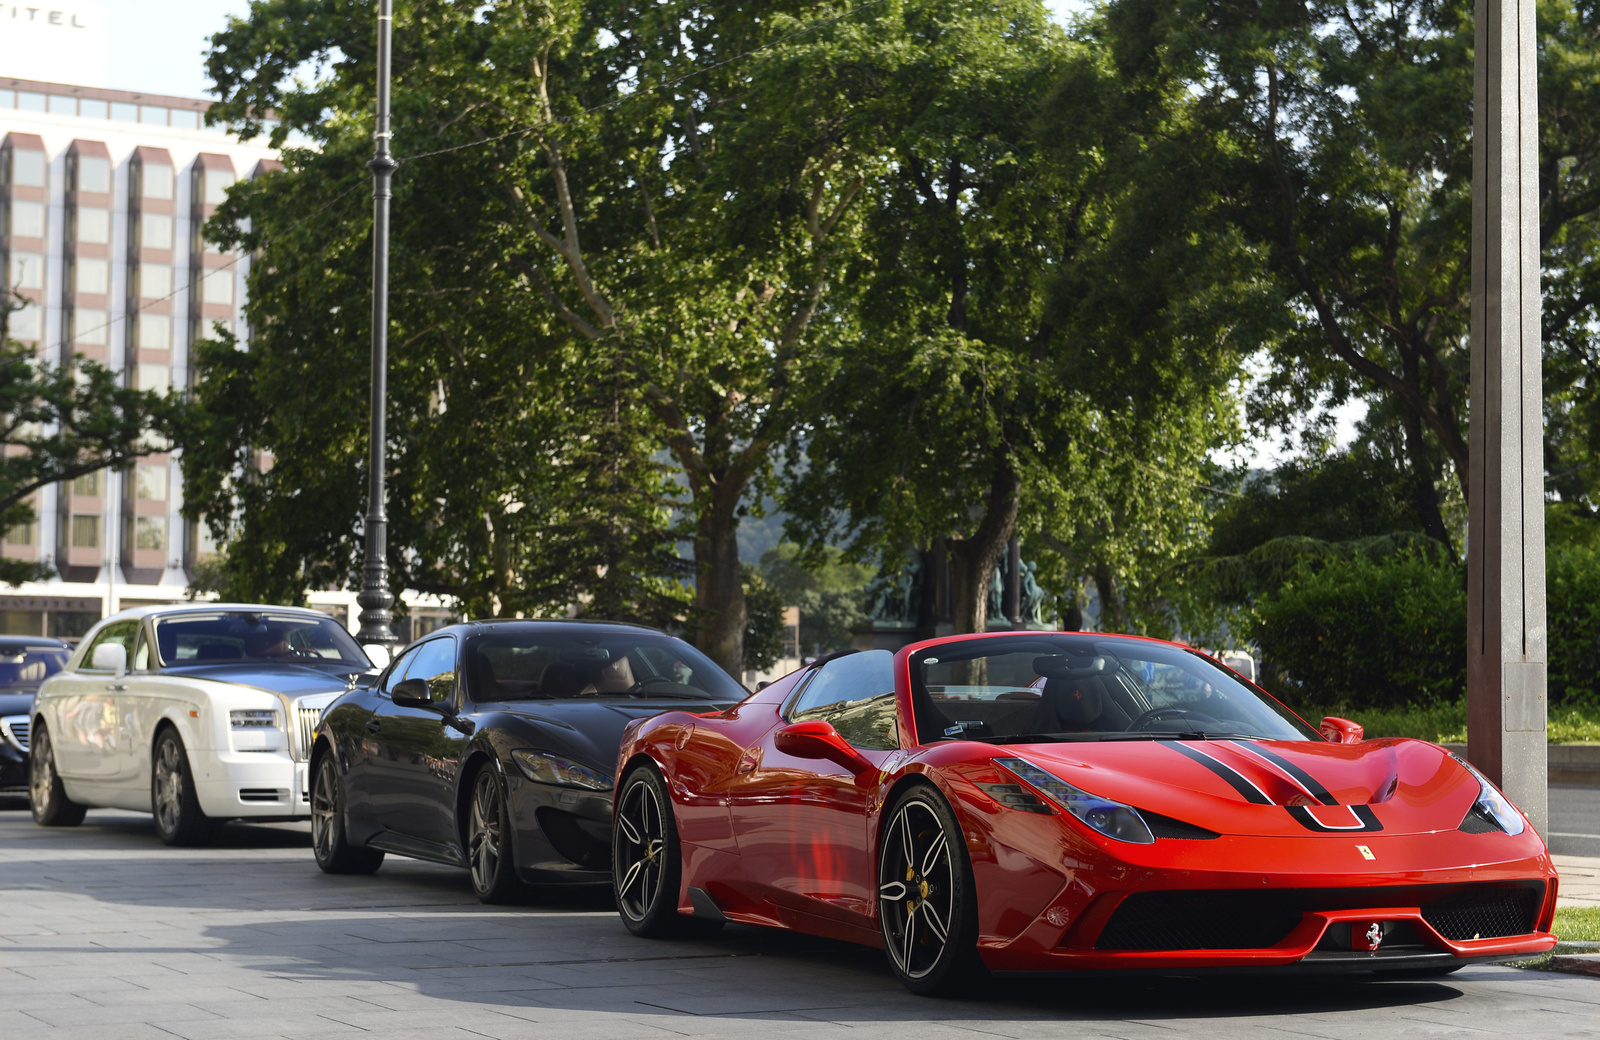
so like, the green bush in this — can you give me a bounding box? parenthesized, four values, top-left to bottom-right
(1549, 545, 1600, 704)
(1249, 550, 1466, 711)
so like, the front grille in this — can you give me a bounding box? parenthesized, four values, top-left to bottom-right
(0, 715, 28, 753)
(1095, 883, 1545, 951)
(294, 705, 320, 762)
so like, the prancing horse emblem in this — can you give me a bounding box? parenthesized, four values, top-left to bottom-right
(1364, 922, 1384, 951)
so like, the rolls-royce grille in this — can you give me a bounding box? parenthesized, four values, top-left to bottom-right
(1093, 883, 1545, 951)
(295, 706, 320, 762)
(1, 716, 28, 753)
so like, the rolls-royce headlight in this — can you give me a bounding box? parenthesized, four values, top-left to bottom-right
(1452, 755, 1526, 836)
(512, 750, 613, 791)
(230, 709, 279, 729)
(994, 756, 1155, 844)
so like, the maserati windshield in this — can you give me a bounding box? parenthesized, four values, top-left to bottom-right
(909, 635, 1316, 744)
(464, 631, 746, 702)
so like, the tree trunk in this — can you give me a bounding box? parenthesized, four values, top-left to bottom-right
(1400, 407, 1456, 558)
(1093, 559, 1126, 634)
(946, 459, 1022, 635)
(692, 482, 746, 678)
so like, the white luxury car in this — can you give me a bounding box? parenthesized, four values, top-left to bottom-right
(29, 604, 379, 845)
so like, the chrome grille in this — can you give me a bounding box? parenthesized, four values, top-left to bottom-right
(1, 715, 28, 754)
(295, 705, 321, 762)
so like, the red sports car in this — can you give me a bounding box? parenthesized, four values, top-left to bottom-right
(610, 632, 1557, 993)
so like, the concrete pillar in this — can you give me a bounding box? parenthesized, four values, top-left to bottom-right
(1467, 0, 1546, 836)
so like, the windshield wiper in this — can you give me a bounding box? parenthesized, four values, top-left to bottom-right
(1095, 730, 1259, 742)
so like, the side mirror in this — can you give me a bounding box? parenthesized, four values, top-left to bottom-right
(1320, 716, 1364, 744)
(774, 720, 874, 775)
(755, 680, 771, 691)
(91, 643, 127, 677)
(391, 677, 431, 709)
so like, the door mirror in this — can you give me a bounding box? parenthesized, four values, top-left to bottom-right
(391, 677, 431, 709)
(91, 643, 127, 677)
(775, 720, 874, 775)
(1320, 716, 1364, 744)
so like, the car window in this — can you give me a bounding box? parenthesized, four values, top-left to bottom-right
(406, 637, 458, 707)
(0, 646, 70, 688)
(380, 644, 422, 696)
(785, 650, 898, 750)
(155, 611, 369, 666)
(80, 621, 138, 672)
(462, 630, 745, 703)
(132, 629, 152, 671)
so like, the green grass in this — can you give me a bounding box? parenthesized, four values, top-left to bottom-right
(1284, 697, 1600, 744)
(1554, 906, 1600, 944)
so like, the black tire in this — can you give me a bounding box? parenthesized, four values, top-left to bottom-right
(151, 727, 221, 847)
(467, 764, 524, 904)
(310, 750, 385, 875)
(29, 723, 86, 827)
(613, 764, 716, 938)
(878, 784, 988, 996)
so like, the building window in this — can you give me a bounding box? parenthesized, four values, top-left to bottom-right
(203, 171, 235, 205)
(8, 253, 44, 290)
(111, 102, 137, 122)
(76, 208, 111, 245)
(76, 157, 111, 194)
(141, 164, 174, 201)
(134, 516, 165, 551)
(72, 471, 101, 497)
(47, 95, 76, 116)
(72, 309, 108, 345)
(137, 314, 172, 349)
(75, 258, 110, 295)
(9, 302, 40, 341)
(171, 110, 200, 131)
(136, 263, 171, 299)
(10, 150, 46, 186)
(140, 105, 168, 126)
(71, 515, 100, 548)
(201, 268, 234, 305)
(136, 465, 168, 502)
(16, 92, 46, 112)
(139, 212, 173, 249)
(80, 99, 108, 119)
(9, 199, 45, 238)
(3, 521, 35, 546)
(136, 364, 169, 394)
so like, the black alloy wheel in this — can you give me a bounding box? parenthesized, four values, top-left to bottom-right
(310, 752, 385, 875)
(151, 728, 220, 847)
(613, 764, 713, 938)
(29, 724, 86, 827)
(467, 765, 524, 904)
(878, 785, 987, 996)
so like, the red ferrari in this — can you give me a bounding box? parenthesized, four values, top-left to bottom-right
(610, 632, 1557, 994)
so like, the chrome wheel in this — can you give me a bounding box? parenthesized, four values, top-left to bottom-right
(469, 768, 504, 893)
(311, 756, 338, 862)
(615, 773, 665, 923)
(28, 725, 53, 807)
(879, 795, 956, 981)
(153, 736, 184, 835)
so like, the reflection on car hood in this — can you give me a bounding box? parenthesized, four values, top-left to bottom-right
(489, 696, 735, 774)
(161, 661, 373, 698)
(1003, 737, 1483, 837)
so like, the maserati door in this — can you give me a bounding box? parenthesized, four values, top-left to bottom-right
(364, 635, 469, 852)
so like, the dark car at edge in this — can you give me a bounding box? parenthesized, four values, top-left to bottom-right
(0, 636, 72, 793)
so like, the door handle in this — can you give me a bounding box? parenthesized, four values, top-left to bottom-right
(366, 720, 382, 735)
(106, 684, 128, 692)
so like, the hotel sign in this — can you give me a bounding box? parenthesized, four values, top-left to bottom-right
(0, 1, 109, 89)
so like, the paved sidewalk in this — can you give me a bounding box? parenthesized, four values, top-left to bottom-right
(3, 805, 1600, 1040)
(1556, 856, 1600, 908)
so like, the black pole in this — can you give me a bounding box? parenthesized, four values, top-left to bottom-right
(357, 0, 398, 646)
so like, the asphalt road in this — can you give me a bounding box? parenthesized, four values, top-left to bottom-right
(2, 795, 1599, 1040)
(1551, 785, 1600, 858)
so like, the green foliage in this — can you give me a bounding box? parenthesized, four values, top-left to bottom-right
(1286, 697, 1600, 745)
(759, 542, 872, 654)
(740, 565, 785, 673)
(1554, 907, 1600, 944)
(1549, 543, 1600, 704)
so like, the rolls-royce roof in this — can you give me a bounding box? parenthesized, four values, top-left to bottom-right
(99, 602, 338, 622)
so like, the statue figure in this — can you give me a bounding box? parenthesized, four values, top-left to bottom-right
(988, 560, 1006, 621)
(898, 556, 922, 622)
(866, 572, 900, 622)
(1020, 560, 1046, 626)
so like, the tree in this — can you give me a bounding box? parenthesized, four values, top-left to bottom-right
(0, 303, 178, 585)
(759, 541, 872, 654)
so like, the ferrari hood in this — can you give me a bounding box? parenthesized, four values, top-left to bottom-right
(1001, 737, 1484, 837)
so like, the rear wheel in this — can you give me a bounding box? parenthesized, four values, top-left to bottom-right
(151, 728, 220, 847)
(29, 724, 86, 827)
(467, 765, 524, 904)
(613, 764, 715, 938)
(310, 751, 384, 874)
(878, 785, 988, 996)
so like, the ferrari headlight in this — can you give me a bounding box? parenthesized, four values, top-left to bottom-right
(994, 756, 1155, 844)
(1452, 755, 1526, 836)
(512, 749, 613, 791)
(230, 709, 278, 729)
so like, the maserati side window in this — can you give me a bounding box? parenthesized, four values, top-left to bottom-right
(406, 637, 458, 707)
(787, 650, 898, 750)
(380, 645, 421, 697)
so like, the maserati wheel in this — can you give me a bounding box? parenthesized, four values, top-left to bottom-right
(29, 724, 86, 827)
(878, 785, 987, 996)
(151, 728, 220, 847)
(311, 752, 384, 875)
(613, 764, 713, 937)
(467, 765, 523, 903)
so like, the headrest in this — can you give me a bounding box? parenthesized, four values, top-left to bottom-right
(540, 660, 585, 698)
(1043, 675, 1105, 726)
(1034, 654, 1112, 680)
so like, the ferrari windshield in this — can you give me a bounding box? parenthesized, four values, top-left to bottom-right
(464, 629, 746, 702)
(156, 612, 369, 667)
(909, 635, 1317, 744)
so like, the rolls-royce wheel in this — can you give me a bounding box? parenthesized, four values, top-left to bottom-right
(310, 751, 384, 875)
(29, 724, 86, 827)
(878, 784, 988, 996)
(613, 763, 717, 938)
(467, 764, 524, 904)
(151, 728, 220, 847)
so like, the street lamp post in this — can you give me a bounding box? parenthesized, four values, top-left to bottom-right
(356, 0, 398, 647)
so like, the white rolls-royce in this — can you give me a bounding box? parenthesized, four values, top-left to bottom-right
(29, 604, 379, 845)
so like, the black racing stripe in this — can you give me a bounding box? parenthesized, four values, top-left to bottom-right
(1285, 804, 1383, 833)
(1236, 742, 1339, 806)
(1161, 742, 1273, 804)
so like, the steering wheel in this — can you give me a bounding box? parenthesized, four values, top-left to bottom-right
(1127, 706, 1205, 732)
(626, 676, 677, 696)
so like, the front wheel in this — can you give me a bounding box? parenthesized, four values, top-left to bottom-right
(151, 728, 220, 847)
(310, 752, 384, 875)
(467, 765, 524, 904)
(29, 724, 86, 827)
(613, 764, 714, 938)
(878, 785, 988, 996)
